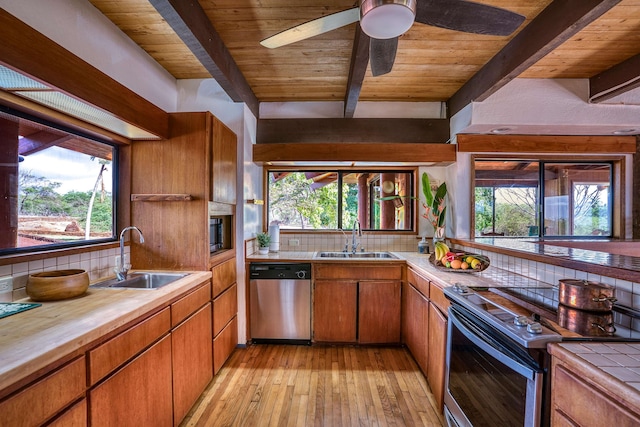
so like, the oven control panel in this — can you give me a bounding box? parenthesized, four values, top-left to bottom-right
(445, 285, 563, 348)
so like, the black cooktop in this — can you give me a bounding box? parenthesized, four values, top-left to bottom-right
(489, 286, 640, 341)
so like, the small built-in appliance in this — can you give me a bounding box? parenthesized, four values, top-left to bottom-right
(208, 202, 232, 254)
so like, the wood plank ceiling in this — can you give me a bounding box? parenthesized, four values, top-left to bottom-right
(86, 0, 640, 144)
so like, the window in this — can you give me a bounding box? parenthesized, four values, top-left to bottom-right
(474, 159, 613, 238)
(0, 109, 116, 255)
(267, 170, 415, 231)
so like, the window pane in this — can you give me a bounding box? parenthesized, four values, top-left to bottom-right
(267, 170, 414, 231)
(474, 160, 539, 237)
(0, 111, 115, 254)
(543, 163, 611, 236)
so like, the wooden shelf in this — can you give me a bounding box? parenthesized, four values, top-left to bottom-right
(131, 194, 193, 202)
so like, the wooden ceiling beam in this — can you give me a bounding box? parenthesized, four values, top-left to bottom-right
(148, 0, 259, 118)
(589, 53, 640, 103)
(19, 131, 72, 156)
(257, 118, 450, 144)
(448, 0, 622, 116)
(344, 27, 370, 118)
(457, 134, 636, 153)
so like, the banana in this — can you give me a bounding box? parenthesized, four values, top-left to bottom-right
(434, 242, 450, 262)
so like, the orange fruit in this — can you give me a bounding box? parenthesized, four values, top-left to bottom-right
(450, 259, 462, 269)
(461, 262, 469, 270)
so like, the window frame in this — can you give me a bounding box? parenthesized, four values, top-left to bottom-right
(0, 106, 119, 257)
(471, 154, 626, 239)
(263, 166, 418, 233)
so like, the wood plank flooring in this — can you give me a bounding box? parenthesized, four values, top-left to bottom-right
(180, 344, 445, 427)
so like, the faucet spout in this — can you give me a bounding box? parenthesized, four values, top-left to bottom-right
(116, 226, 145, 281)
(351, 220, 361, 254)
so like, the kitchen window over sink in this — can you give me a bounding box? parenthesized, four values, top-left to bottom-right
(266, 169, 415, 232)
(0, 108, 116, 255)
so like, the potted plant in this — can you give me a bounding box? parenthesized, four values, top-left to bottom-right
(256, 232, 271, 255)
(422, 172, 447, 243)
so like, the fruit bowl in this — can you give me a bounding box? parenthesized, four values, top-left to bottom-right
(429, 252, 490, 273)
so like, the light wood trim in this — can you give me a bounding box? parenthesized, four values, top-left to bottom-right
(213, 283, 238, 337)
(48, 398, 86, 427)
(407, 267, 430, 298)
(0, 356, 85, 427)
(253, 142, 456, 164)
(213, 316, 238, 375)
(88, 308, 170, 385)
(0, 9, 169, 139)
(212, 257, 236, 297)
(457, 134, 636, 153)
(171, 281, 211, 328)
(315, 264, 403, 280)
(131, 194, 193, 202)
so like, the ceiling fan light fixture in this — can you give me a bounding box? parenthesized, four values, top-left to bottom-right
(360, 0, 417, 39)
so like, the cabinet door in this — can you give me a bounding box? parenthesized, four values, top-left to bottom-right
(404, 283, 429, 374)
(172, 303, 213, 426)
(313, 280, 357, 342)
(211, 117, 237, 205)
(90, 335, 173, 427)
(48, 398, 86, 427)
(359, 280, 401, 344)
(427, 302, 447, 412)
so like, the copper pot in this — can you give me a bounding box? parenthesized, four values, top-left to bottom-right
(558, 279, 616, 312)
(557, 304, 616, 337)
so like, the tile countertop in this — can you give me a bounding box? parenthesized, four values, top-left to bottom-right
(549, 342, 640, 412)
(0, 271, 211, 393)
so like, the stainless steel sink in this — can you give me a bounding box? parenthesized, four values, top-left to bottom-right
(92, 272, 189, 289)
(315, 251, 397, 259)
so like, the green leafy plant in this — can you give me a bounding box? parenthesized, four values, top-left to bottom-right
(256, 232, 271, 248)
(422, 172, 447, 234)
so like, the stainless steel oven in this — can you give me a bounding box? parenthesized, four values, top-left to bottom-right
(443, 285, 562, 427)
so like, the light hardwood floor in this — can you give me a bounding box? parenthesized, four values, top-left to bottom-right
(181, 344, 445, 427)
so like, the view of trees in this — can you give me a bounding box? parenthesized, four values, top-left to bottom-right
(475, 187, 537, 236)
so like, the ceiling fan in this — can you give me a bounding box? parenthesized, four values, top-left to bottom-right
(261, 0, 525, 77)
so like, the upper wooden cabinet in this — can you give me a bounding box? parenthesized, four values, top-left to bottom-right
(211, 118, 237, 205)
(130, 112, 238, 270)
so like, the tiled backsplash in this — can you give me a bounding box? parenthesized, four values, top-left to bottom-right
(458, 244, 640, 311)
(0, 247, 126, 302)
(276, 232, 418, 253)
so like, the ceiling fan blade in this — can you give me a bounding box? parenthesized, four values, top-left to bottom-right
(261, 7, 360, 49)
(416, 0, 525, 36)
(370, 37, 398, 77)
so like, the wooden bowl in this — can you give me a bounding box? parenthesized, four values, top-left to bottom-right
(27, 269, 90, 301)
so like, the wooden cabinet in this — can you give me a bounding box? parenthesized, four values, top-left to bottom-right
(211, 258, 238, 374)
(0, 356, 86, 427)
(313, 264, 402, 344)
(314, 280, 358, 342)
(48, 399, 86, 427)
(171, 282, 213, 425)
(211, 117, 237, 205)
(403, 267, 449, 413)
(90, 336, 173, 427)
(550, 347, 640, 427)
(131, 112, 237, 271)
(403, 282, 429, 374)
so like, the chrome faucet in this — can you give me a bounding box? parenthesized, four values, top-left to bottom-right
(351, 220, 361, 253)
(115, 226, 144, 281)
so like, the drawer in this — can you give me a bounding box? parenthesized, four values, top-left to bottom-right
(213, 283, 237, 337)
(88, 308, 171, 385)
(212, 258, 236, 297)
(429, 282, 450, 315)
(314, 264, 402, 280)
(407, 268, 429, 298)
(0, 356, 85, 427)
(171, 281, 211, 327)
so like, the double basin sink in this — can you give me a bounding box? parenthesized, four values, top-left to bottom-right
(314, 251, 398, 259)
(92, 272, 189, 290)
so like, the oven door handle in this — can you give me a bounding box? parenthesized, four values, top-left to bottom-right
(449, 309, 541, 380)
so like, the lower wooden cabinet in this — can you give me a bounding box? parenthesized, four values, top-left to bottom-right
(403, 282, 429, 374)
(313, 280, 358, 342)
(212, 259, 238, 374)
(214, 316, 238, 374)
(172, 303, 213, 425)
(89, 335, 174, 427)
(427, 302, 447, 411)
(48, 399, 87, 427)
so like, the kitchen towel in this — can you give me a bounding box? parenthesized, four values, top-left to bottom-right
(0, 302, 41, 319)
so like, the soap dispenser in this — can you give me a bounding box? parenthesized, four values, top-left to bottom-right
(418, 236, 429, 254)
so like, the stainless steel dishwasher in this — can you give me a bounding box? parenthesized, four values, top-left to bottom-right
(249, 263, 311, 344)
